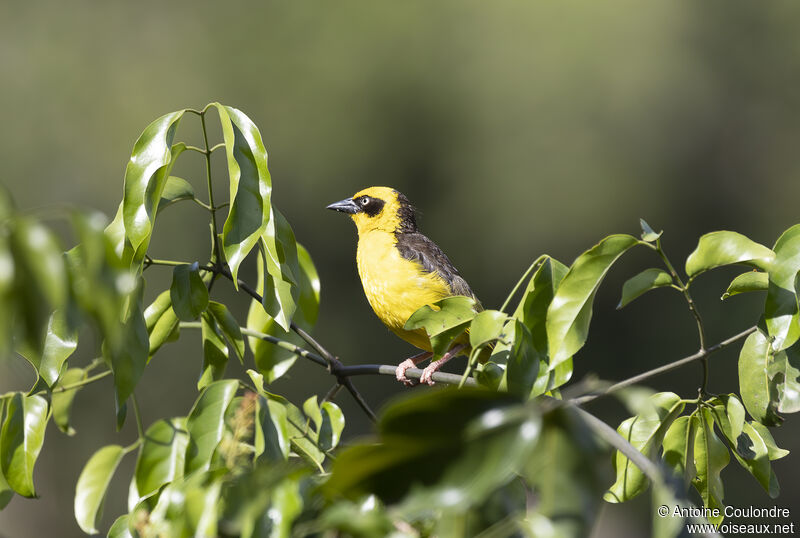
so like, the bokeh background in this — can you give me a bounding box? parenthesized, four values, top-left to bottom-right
(2, 1, 800, 536)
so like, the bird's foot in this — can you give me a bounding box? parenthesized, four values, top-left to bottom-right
(418, 344, 466, 385)
(395, 358, 419, 387)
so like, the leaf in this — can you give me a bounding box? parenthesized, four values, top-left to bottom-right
(685, 231, 775, 278)
(721, 271, 768, 300)
(469, 310, 507, 349)
(107, 515, 132, 538)
(121, 110, 186, 258)
(198, 312, 230, 390)
(143, 290, 179, 357)
(254, 394, 291, 462)
(498, 321, 541, 398)
(108, 281, 149, 429)
(405, 296, 479, 358)
(246, 243, 320, 383)
(0, 400, 13, 510)
(259, 208, 301, 331)
(661, 415, 696, 486)
(738, 330, 782, 426)
(211, 104, 272, 284)
(207, 301, 245, 362)
(157, 176, 195, 212)
(708, 394, 745, 448)
(730, 421, 779, 498)
(19, 310, 78, 388)
(765, 224, 800, 350)
(52, 367, 86, 435)
(547, 234, 640, 371)
(170, 262, 209, 321)
(639, 219, 662, 243)
(74, 445, 126, 534)
(0, 394, 48, 497)
(749, 422, 789, 460)
(617, 268, 673, 309)
(604, 392, 684, 502)
(513, 256, 568, 350)
(185, 379, 238, 474)
(691, 408, 729, 524)
(135, 417, 189, 498)
(319, 401, 345, 452)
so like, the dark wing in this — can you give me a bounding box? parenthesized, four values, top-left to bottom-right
(395, 232, 483, 309)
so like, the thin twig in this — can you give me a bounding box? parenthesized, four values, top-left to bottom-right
(51, 369, 112, 393)
(569, 325, 756, 406)
(322, 383, 343, 402)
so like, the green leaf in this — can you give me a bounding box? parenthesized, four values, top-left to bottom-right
(547, 234, 640, 371)
(765, 224, 800, 350)
(284, 400, 326, 471)
(708, 394, 745, 447)
(170, 263, 209, 321)
(721, 271, 768, 300)
(513, 256, 568, 350)
(319, 401, 345, 452)
(157, 176, 195, 212)
(183, 474, 223, 537)
(617, 268, 673, 309)
(107, 515, 132, 538)
(135, 417, 189, 498)
(730, 421, 779, 498)
(108, 280, 149, 429)
(211, 104, 272, 285)
(121, 110, 186, 257)
(738, 330, 782, 426)
(198, 312, 230, 390)
(691, 409, 729, 524)
(74, 444, 127, 534)
(661, 415, 697, 486)
(143, 290, 179, 357)
(207, 301, 245, 362)
(259, 208, 301, 331)
(469, 310, 507, 350)
(185, 379, 238, 474)
(295, 244, 321, 330)
(254, 394, 291, 462)
(405, 296, 479, 358)
(685, 231, 775, 278)
(37, 310, 78, 388)
(52, 368, 86, 435)
(0, 393, 48, 497)
(497, 321, 541, 398)
(604, 392, 684, 502)
(639, 219, 662, 243)
(749, 422, 789, 460)
(0, 399, 13, 510)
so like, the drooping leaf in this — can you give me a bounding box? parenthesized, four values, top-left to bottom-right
(74, 445, 127, 534)
(405, 296, 479, 358)
(52, 367, 86, 435)
(685, 231, 775, 279)
(157, 176, 195, 212)
(749, 422, 789, 460)
(0, 399, 13, 510)
(738, 330, 782, 426)
(768, 343, 800, 414)
(468, 310, 507, 350)
(143, 290, 179, 357)
(604, 392, 684, 502)
(121, 110, 186, 262)
(211, 104, 272, 284)
(513, 256, 568, 349)
(18, 309, 78, 388)
(185, 379, 238, 474)
(708, 394, 745, 448)
(135, 417, 190, 498)
(258, 208, 300, 331)
(198, 312, 230, 390)
(108, 280, 149, 429)
(497, 321, 541, 398)
(691, 409, 729, 524)
(170, 262, 209, 321)
(721, 271, 768, 300)
(765, 224, 800, 351)
(547, 234, 640, 371)
(661, 415, 697, 486)
(207, 301, 245, 362)
(107, 515, 132, 538)
(254, 394, 291, 463)
(617, 268, 673, 309)
(730, 421, 779, 498)
(0, 393, 48, 498)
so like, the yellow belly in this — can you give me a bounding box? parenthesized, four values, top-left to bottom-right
(356, 230, 452, 350)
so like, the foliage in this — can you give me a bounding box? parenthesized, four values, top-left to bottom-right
(0, 105, 798, 537)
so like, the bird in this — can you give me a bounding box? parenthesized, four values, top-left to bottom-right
(326, 186, 481, 385)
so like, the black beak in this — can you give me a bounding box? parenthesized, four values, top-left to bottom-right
(326, 198, 360, 214)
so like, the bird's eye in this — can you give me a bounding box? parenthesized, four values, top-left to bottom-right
(360, 197, 369, 206)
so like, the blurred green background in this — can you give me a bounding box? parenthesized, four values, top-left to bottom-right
(2, 1, 800, 536)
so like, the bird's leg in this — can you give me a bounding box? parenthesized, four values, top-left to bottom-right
(396, 350, 433, 386)
(419, 343, 466, 386)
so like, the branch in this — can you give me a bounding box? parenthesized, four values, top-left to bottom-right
(568, 325, 756, 406)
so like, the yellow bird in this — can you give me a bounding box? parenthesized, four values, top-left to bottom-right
(327, 186, 481, 385)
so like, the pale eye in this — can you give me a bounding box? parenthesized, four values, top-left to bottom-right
(360, 197, 369, 205)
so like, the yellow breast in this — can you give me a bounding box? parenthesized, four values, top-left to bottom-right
(356, 230, 452, 350)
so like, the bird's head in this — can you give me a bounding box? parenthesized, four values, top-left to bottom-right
(326, 186, 417, 235)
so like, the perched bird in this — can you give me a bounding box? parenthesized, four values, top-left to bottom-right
(327, 186, 481, 385)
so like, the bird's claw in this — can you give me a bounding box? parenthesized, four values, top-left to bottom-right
(419, 362, 439, 385)
(395, 358, 417, 386)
